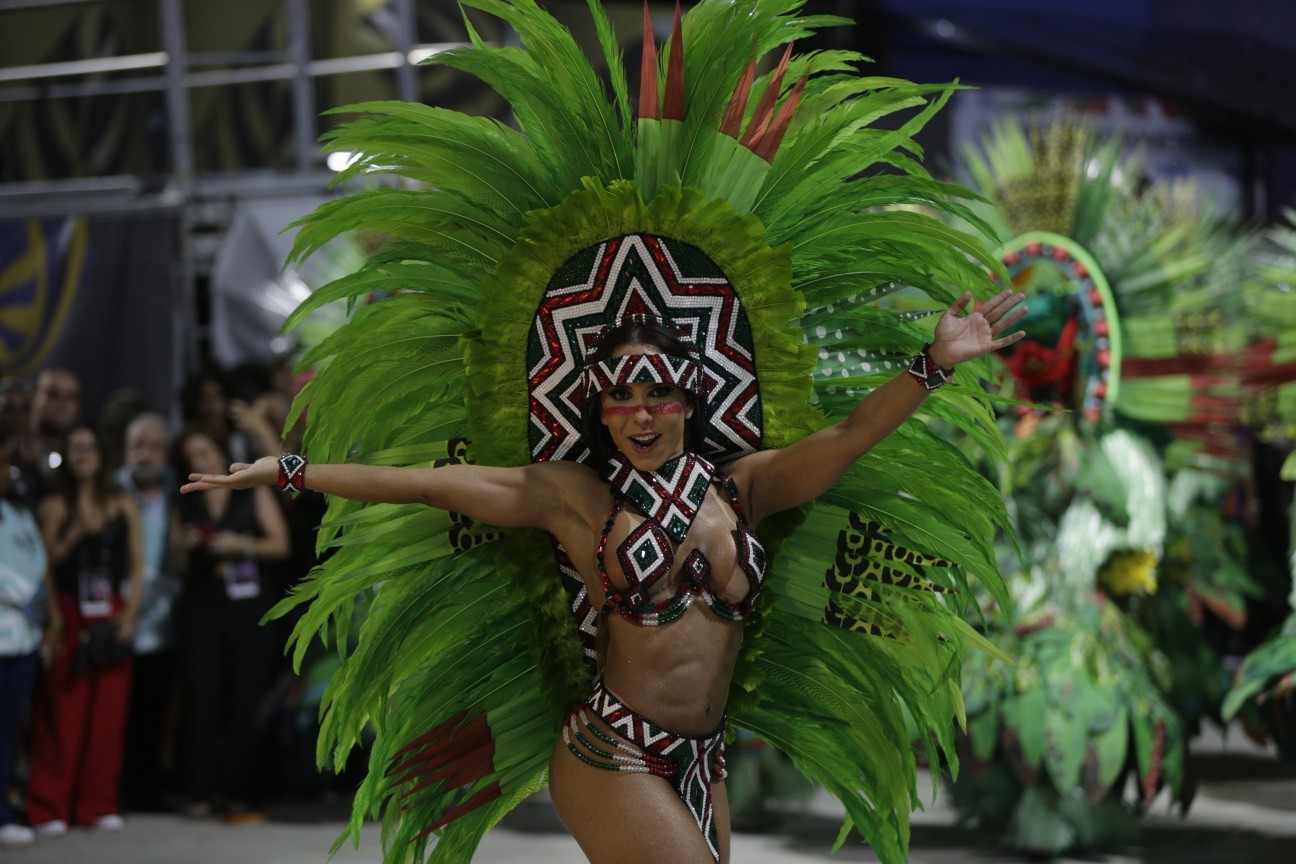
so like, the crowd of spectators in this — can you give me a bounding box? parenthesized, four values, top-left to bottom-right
(0, 361, 328, 847)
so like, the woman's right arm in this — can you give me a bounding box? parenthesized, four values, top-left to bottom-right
(38, 497, 79, 569)
(165, 505, 188, 575)
(35, 500, 66, 656)
(182, 455, 598, 535)
(40, 564, 62, 658)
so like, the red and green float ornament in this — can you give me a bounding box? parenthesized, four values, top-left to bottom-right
(996, 231, 1121, 422)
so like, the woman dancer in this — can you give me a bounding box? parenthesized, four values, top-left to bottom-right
(175, 3, 1041, 861)
(183, 291, 1024, 862)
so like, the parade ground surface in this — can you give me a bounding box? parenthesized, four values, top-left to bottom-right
(7, 729, 1293, 863)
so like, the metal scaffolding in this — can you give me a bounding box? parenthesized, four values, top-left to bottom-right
(0, 0, 468, 373)
(0, 0, 459, 218)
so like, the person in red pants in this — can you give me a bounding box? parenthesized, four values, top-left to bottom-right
(28, 425, 143, 836)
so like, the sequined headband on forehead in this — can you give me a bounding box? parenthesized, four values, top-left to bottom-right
(584, 313, 693, 357)
(582, 353, 701, 397)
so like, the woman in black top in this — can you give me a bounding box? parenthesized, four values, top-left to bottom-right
(28, 425, 143, 834)
(174, 429, 288, 819)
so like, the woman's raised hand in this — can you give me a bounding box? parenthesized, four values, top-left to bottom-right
(181, 455, 279, 494)
(929, 289, 1028, 369)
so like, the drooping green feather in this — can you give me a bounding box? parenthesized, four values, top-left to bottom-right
(459, 0, 632, 180)
(323, 101, 561, 211)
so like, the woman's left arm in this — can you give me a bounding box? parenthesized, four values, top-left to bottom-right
(736, 289, 1027, 525)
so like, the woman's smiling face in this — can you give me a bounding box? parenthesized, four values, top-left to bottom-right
(181, 432, 226, 478)
(599, 343, 693, 471)
(65, 427, 101, 482)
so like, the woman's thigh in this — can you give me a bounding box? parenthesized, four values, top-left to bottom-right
(549, 738, 729, 864)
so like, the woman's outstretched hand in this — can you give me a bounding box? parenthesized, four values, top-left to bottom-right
(929, 289, 1028, 368)
(181, 455, 279, 494)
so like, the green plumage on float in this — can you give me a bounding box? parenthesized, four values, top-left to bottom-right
(943, 117, 1269, 855)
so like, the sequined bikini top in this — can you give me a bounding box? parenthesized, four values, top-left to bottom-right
(597, 452, 767, 626)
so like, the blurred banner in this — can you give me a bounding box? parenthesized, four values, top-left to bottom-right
(0, 214, 180, 423)
(209, 197, 328, 368)
(0, 219, 86, 380)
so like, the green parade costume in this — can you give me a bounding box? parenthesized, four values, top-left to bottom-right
(1224, 211, 1296, 759)
(272, 2, 1016, 862)
(942, 119, 1263, 854)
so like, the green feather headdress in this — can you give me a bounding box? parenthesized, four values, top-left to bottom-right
(275, 2, 1014, 862)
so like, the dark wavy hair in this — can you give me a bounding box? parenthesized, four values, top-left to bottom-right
(578, 319, 707, 467)
(50, 424, 114, 507)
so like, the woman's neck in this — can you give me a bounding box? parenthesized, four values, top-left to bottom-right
(75, 482, 101, 508)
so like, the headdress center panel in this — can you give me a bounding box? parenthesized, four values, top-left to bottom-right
(526, 233, 762, 464)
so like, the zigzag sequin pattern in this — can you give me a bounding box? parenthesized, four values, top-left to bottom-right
(526, 234, 761, 465)
(597, 453, 766, 625)
(603, 452, 713, 542)
(582, 352, 700, 397)
(581, 679, 726, 862)
(553, 542, 599, 668)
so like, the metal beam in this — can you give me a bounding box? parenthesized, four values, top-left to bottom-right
(188, 50, 291, 67)
(286, 0, 316, 174)
(0, 52, 168, 84)
(185, 63, 296, 89)
(392, 0, 417, 103)
(0, 74, 167, 103)
(159, 0, 192, 191)
(308, 53, 403, 77)
(0, 0, 97, 11)
(0, 1, 474, 204)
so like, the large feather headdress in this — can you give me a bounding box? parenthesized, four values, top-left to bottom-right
(275, 3, 1014, 862)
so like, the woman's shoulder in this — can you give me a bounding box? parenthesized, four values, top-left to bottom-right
(716, 449, 774, 484)
(526, 460, 611, 524)
(37, 492, 68, 521)
(714, 449, 779, 519)
(527, 458, 600, 485)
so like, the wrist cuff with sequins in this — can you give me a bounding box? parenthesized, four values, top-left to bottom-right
(277, 454, 307, 493)
(906, 343, 955, 390)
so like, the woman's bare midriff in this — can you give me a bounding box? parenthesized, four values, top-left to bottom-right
(575, 483, 754, 737)
(601, 606, 743, 736)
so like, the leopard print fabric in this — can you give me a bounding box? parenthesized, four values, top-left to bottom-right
(434, 438, 503, 553)
(823, 511, 952, 636)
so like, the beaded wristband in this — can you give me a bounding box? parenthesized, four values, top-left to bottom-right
(277, 454, 307, 493)
(906, 343, 955, 391)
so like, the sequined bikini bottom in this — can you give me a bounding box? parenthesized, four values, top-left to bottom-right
(563, 678, 727, 862)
